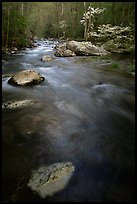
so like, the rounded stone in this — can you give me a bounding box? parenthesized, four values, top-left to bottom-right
(8, 70, 45, 86)
(27, 162, 75, 198)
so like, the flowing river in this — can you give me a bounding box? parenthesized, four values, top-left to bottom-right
(2, 39, 135, 202)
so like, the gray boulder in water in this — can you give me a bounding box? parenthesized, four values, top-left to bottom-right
(27, 162, 75, 198)
(41, 55, 55, 62)
(54, 41, 110, 57)
(8, 70, 45, 86)
(66, 40, 110, 56)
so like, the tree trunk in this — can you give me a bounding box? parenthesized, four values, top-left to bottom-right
(61, 3, 65, 38)
(6, 4, 11, 48)
(86, 9, 92, 41)
(83, 2, 87, 41)
(21, 3, 24, 16)
(32, 7, 40, 39)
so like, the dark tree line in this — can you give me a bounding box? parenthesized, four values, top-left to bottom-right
(2, 2, 135, 49)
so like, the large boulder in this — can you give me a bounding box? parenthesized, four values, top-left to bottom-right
(8, 70, 45, 86)
(27, 162, 75, 198)
(66, 40, 110, 56)
(54, 41, 110, 57)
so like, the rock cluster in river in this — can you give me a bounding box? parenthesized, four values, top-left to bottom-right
(54, 43, 76, 57)
(54, 40, 110, 57)
(27, 162, 75, 198)
(8, 70, 45, 86)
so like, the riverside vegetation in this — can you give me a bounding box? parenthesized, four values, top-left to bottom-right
(2, 2, 135, 202)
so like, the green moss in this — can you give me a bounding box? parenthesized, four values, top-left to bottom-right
(109, 62, 119, 69)
(102, 59, 135, 78)
(128, 64, 135, 72)
(75, 55, 111, 64)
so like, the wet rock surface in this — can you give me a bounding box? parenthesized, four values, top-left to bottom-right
(66, 40, 110, 56)
(27, 162, 75, 198)
(54, 41, 109, 57)
(8, 70, 45, 86)
(2, 99, 34, 109)
(41, 55, 55, 62)
(54, 43, 76, 57)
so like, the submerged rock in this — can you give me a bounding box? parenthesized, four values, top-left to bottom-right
(55, 101, 84, 118)
(8, 70, 45, 86)
(2, 99, 34, 109)
(27, 162, 75, 198)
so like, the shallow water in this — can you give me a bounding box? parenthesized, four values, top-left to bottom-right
(2, 39, 135, 202)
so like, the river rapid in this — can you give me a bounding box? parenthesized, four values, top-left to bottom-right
(2, 39, 135, 202)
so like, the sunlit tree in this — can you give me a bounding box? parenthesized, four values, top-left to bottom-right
(80, 5, 105, 41)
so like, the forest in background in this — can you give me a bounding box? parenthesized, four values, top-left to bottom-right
(2, 2, 135, 49)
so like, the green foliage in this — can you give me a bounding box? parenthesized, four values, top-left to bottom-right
(2, 2, 28, 49)
(44, 24, 55, 38)
(109, 62, 119, 69)
(89, 24, 134, 46)
(96, 2, 135, 27)
(127, 63, 135, 72)
(80, 6, 105, 41)
(2, 2, 135, 49)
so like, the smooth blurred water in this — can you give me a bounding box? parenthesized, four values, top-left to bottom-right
(2, 40, 135, 202)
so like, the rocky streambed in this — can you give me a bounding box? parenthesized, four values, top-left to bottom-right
(2, 39, 135, 202)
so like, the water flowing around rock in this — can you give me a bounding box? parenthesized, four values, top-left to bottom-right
(27, 162, 75, 198)
(2, 39, 135, 202)
(8, 70, 45, 86)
